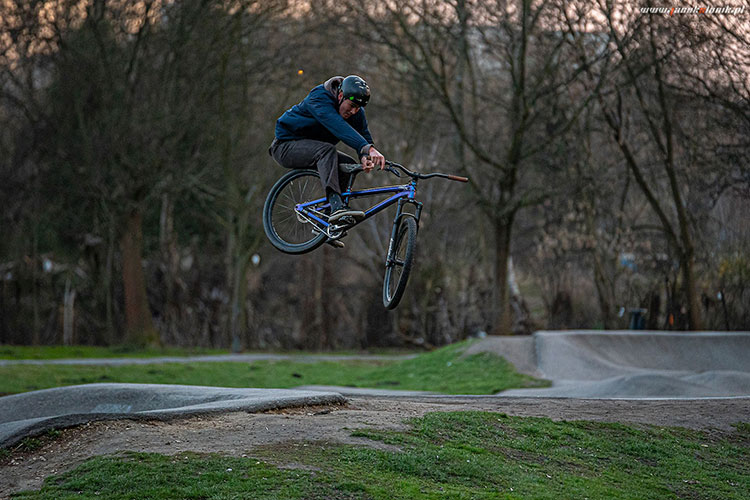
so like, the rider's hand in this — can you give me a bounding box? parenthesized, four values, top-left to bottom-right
(368, 147, 386, 170)
(361, 155, 374, 173)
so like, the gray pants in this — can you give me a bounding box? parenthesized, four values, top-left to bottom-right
(270, 139, 356, 195)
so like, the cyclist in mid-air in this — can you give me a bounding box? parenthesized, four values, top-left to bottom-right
(269, 75, 386, 234)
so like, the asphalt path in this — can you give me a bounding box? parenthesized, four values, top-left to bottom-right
(0, 353, 417, 366)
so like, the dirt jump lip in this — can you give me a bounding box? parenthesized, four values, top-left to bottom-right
(0, 384, 346, 449)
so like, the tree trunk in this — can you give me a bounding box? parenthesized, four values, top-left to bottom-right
(32, 205, 40, 345)
(592, 253, 615, 328)
(508, 257, 533, 335)
(299, 256, 317, 349)
(651, 19, 703, 331)
(320, 247, 332, 349)
(63, 276, 76, 345)
(491, 217, 513, 335)
(228, 246, 249, 353)
(224, 193, 257, 352)
(0, 282, 6, 344)
(681, 250, 703, 331)
(105, 222, 116, 345)
(120, 209, 158, 345)
(160, 194, 180, 345)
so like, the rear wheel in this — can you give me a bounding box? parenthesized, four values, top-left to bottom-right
(263, 169, 328, 254)
(383, 217, 417, 309)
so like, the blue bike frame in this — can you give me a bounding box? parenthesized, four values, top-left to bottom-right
(295, 180, 423, 230)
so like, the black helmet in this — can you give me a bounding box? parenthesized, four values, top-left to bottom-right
(341, 75, 370, 107)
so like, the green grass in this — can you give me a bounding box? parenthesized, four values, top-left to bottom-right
(12, 452, 361, 500)
(0, 341, 549, 395)
(0, 345, 228, 360)
(13, 413, 750, 499)
(357, 342, 547, 394)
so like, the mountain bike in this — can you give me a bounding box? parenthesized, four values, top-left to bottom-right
(263, 160, 468, 309)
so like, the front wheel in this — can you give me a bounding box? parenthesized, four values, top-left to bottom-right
(383, 216, 417, 309)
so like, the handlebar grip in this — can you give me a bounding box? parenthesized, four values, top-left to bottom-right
(447, 175, 469, 183)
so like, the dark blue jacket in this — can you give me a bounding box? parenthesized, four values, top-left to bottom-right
(275, 77, 374, 157)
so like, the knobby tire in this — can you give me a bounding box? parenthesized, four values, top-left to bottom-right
(383, 216, 417, 309)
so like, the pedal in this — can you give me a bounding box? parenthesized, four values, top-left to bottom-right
(327, 239, 345, 249)
(334, 215, 357, 227)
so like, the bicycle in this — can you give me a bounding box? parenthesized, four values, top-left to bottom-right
(263, 160, 468, 309)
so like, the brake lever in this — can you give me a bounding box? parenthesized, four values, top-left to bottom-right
(385, 165, 402, 177)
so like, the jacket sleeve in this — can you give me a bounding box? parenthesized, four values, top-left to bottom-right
(357, 111, 375, 157)
(307, 89, 370, 153)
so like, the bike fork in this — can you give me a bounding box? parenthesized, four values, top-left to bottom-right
(386, 198, 422, 267)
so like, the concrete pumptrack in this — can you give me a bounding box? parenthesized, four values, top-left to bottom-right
(466, 330, 750, 399)
(1, 330, 748, 448)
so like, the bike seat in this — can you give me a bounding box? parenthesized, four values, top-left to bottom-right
(339, 163, 364, 174)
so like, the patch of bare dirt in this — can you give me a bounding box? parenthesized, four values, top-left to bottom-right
(1, 396, 748, 498)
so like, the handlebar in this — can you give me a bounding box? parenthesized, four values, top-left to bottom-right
(384, 161, 469, 183)
(341, 161, 469, 183)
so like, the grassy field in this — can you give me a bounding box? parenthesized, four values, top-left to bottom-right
(0, 344, 231, 360)
(0, 341, 549, 395)
(0, 344, 415, 360)
(11, 413, 749, 499)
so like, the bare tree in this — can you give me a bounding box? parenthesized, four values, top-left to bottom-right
(12, 0, 286, 344)
(559, 0, 750, 330)
(323, 0, 594, 334)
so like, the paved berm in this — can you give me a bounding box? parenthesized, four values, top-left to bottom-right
(466, 330, 750, 398)
(1, 330, 749, 498)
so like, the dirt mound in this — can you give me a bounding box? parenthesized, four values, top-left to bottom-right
(0, 384, 345, 449)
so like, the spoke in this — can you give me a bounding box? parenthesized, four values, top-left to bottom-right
(275, 213, 296, 224)
(286, 181, 296, 201)
(270, 172, 326, 247)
